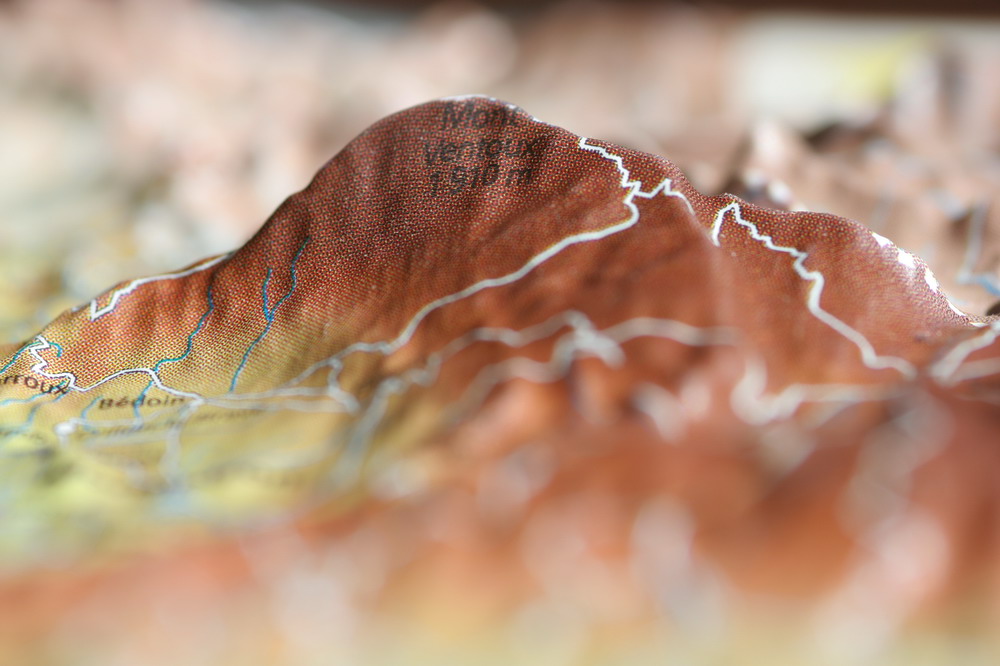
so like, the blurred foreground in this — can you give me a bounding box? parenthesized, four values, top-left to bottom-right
(1, 2, 1000, 666)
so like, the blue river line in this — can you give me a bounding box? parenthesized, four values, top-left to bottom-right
(229, 237, 310, 392)
(132, 286, 217, 419)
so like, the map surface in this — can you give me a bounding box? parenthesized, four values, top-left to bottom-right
(3, 97, 1000, 664)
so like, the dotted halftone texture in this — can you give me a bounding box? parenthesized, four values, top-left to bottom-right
(27, 97, 974, 397)
(0, 95, 990, 511)
(5, 99, 1000, 663)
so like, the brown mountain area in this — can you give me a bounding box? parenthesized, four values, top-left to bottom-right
(2, 97, 1000, 664)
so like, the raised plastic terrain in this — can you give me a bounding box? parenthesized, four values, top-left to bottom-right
(2, 97, 999, 664)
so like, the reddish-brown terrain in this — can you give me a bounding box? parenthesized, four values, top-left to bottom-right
(2, 97, 1000, 664)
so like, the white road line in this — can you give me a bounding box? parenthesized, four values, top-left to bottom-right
(930, 320, 1000, 384)
(710, 200, 916, 379)
(88, 253, 231, 322)
(25, 335, 206, 403)
(730, 354, 895, 426)
(274, 136, 697, 394)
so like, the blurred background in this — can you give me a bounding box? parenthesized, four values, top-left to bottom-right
(2, 3, 1000, 665)
(0, 0, 998, 338)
